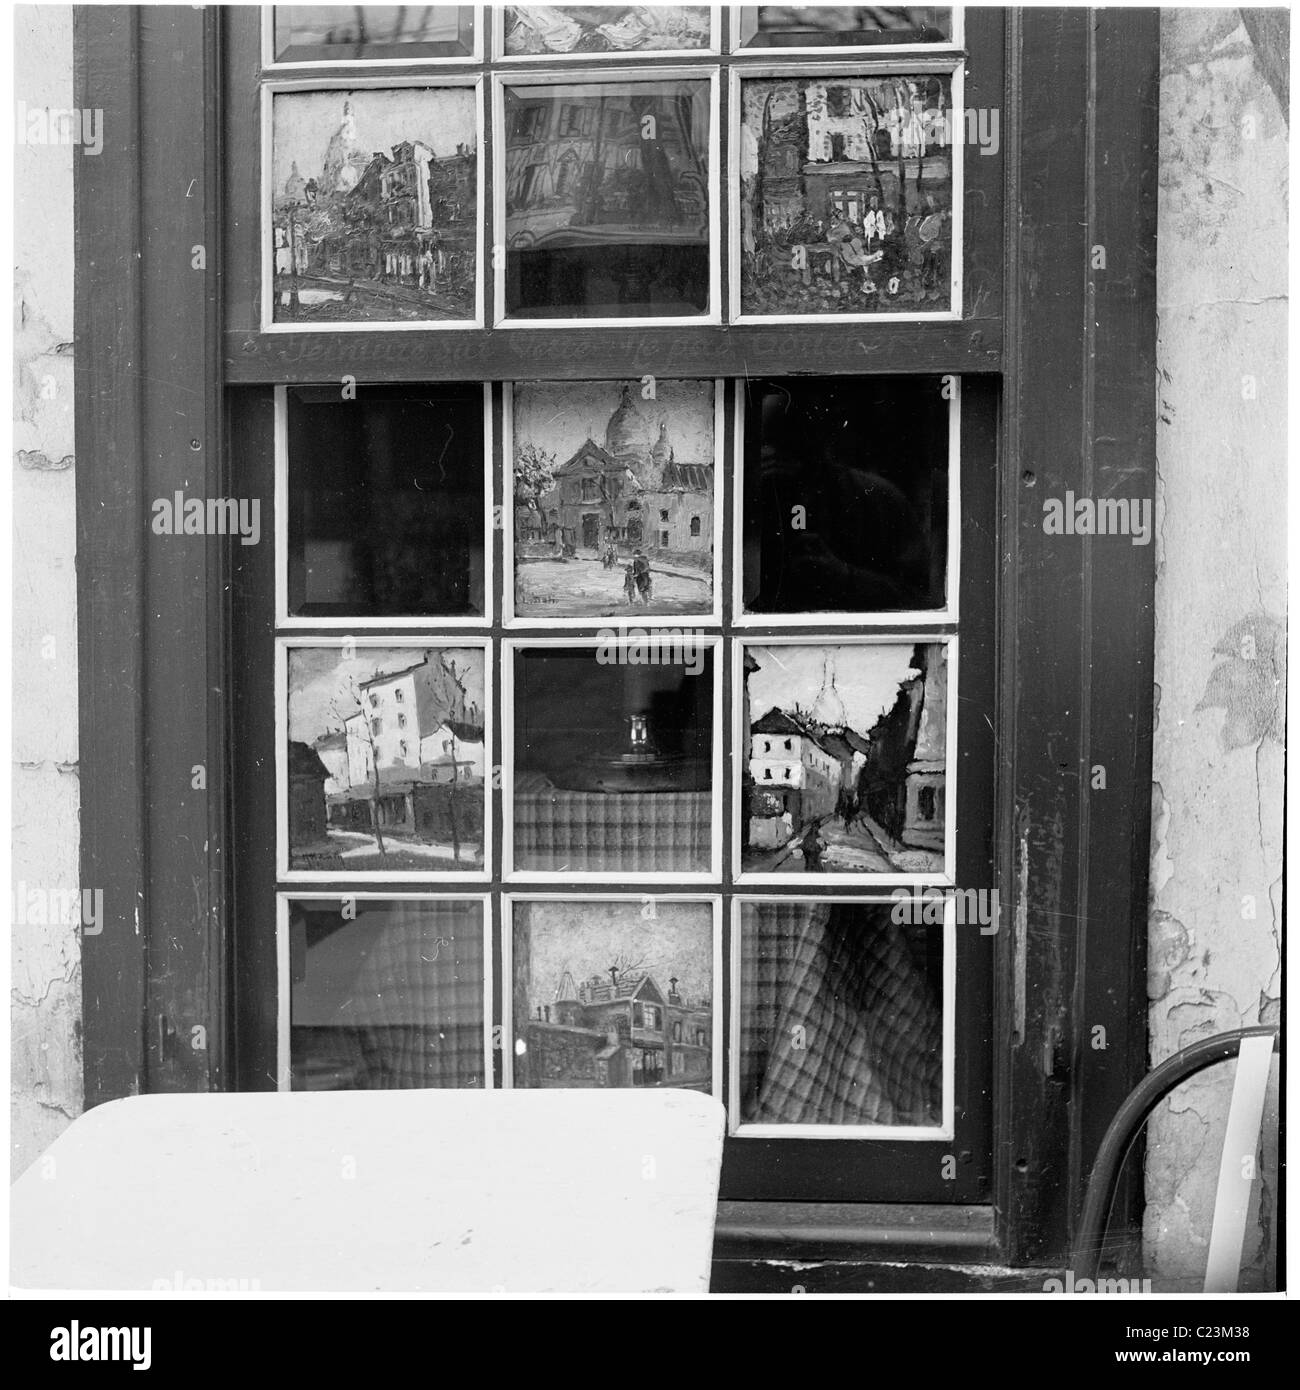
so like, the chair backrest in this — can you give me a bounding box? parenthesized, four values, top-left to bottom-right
(1201, 1032, 1276, 1292)
(1072, 1026, 1278, 1292)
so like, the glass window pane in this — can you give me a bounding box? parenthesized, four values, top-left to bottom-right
(272, 6, 477, 63)
(738, 73, 955, 317)
(740, 641, 949, 877)
(737, 900, 943, 1126)
(503, 6, 714, 56)
(285, 385, 485, 619)
(286, 643, 486, 874)
(511, 643, 714, 874)
(289, 897, 485, 1090)
(270, 87, 478, 325)
(511, 379, 716, 619)
(737, 6, 953, 49)
(741, 376, 949, 615)
(511, 899, 715, 1090)
(503, 79, 712, 319)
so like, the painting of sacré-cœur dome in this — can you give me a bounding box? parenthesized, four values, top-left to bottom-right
(270, 88, 477, 324)
(512, 379, 716, 619)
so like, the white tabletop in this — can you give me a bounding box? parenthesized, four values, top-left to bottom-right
(11, 1089, 725, 1293)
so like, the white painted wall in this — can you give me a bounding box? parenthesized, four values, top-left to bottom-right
(12, 4, 81, 1178)
(1147, 8, 1285, 1284)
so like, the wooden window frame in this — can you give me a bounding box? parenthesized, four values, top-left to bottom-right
(75, 5, 1157, 1283)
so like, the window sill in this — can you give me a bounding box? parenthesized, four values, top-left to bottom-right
(711, 1202, 1056, 1293)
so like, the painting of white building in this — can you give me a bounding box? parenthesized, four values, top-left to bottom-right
(287, 644, 486, 873)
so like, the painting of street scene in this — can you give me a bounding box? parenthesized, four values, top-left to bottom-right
(269, 87, 477, 324)
(511, 379, 715, 618)
(502, 79, 711, 317)
(741, 642, 949, 876)
(285, 644, 486, 873)
(511, 899, 715, 1091)
(738, 74, 954, 317)
(503, 5, 714, 56)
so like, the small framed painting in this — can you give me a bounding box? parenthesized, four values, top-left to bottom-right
(506, 895, 721, 1096)
(732, 67, 961, 322)
(278, 639, 491, 881)
(735, 636, 956, 884)
(265, 6, 482, 67)
(506, 378, 722, 625)
(263, 80, 483, 330)
(498, 5, 719, 60)
(495, 72, 718, 325)
(278, 894, 492, 1092)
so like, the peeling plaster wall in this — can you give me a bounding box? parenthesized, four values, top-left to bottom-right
(1148, 9, 1286, 1284)
(12, 5, 82, 1177)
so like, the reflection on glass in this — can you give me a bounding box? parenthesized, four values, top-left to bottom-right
(503, 80, 712, 319)
(737, 6, 953, 48)
(289, 897, 485, 1090)
(272, 6, 477, 62)
(741, 376, 948, 614)
(504, 5, 714, 56)
(511, 899, 714, 1090)
(286, 386, 485, 618)
(512, 645, 714, 873)
(738, 73, 955, 316)
(737, 900, 943, 1125)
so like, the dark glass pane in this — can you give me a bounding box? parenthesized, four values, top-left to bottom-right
(511, 379, 716, 618)
(512, 644, 714, 873)
(503, 80, 712, 319)
(737, 6, 953, 48)
(286, 386, 484, 618)
(273, 6, 476, 63)
(289, 897, 485, 1091)
(511, 899, 715, 1090)
(737, 900, 944, 1126)
(738, 73, 955, 316)
(740, 640, 949, 876)
(741, 376, 949, 614)
(503, 6, 714, 56)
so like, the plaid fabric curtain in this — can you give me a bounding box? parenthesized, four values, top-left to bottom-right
(514, 776, 712, 873)
(739, 900, 942, 1126)
(293, 899, 485, 1090)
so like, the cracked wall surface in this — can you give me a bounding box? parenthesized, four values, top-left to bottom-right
(12, 5, 82, 1178)
(1148, 8, 1286, 1284)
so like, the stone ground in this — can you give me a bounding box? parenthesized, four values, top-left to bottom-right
(516, 555, 712, 617)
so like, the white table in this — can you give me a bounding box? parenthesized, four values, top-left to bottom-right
(11, 1089, 725, 1293)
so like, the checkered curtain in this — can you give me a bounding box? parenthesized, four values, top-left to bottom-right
(739, 901, 942, 1126)
(300, 900, 486, 1090)
(514, 776, 712, 872)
